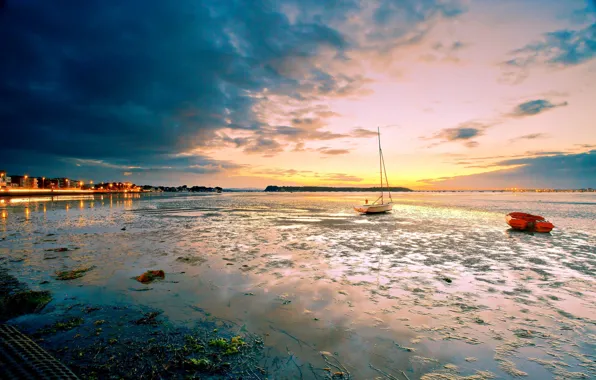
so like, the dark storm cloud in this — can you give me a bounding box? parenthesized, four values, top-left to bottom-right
(424, 150, 596, 189)
(510, 99, 568, 117)
(0, 0, 468, 180)
(0, 1, 346, 161)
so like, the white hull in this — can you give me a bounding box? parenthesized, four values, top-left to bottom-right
(354, 202, 393, 214)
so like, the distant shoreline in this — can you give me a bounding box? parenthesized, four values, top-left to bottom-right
(0, 189, 142, 197)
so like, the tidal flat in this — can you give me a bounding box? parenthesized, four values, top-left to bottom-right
(0, 192, 594, 379)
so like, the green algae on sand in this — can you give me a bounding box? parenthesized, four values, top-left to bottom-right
(55, 266, 95, 280)
(0, 267, 52, 321)
(0, 290, 52, 321)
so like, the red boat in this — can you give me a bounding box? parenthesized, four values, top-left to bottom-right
(505, 212, 554, 233)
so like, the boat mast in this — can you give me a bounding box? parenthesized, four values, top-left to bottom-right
(378, 127, 383, 204)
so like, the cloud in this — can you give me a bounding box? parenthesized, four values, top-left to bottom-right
(350, 128, 379, 138)
(501, 10, 596, 83)
(423, 121, 490, 148)
(243, 137, 284, 157)
(317, 147, 351, 156)
(509, 133, 549, 143)
(450, 150, 570, 168)
(422, 150, 596, 189)
(252, 168, 362, 183)
(509, 99, 568, 118)
(420, 40, 467, 62)
(0, 0, 468, 181)
(575, 143, 596, 149)
(320, 173, 363, 182)
(505, 23, 596, 69)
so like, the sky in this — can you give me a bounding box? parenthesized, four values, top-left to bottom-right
(1, 0, 595, 189)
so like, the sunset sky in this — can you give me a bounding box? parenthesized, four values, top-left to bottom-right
(1, 0, 595, 189)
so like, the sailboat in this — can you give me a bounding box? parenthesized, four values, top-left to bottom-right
(354, 127, 393, 214)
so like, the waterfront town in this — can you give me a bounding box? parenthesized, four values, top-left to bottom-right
(0, 170, 138, 192)
(0, 170, 223, 194)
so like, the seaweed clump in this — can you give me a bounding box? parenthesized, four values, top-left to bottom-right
(209, 336, 247, 355)
(56, 266, 94, 280)
(0, 267, 52, 321)
(36, 317, 84, 335)
(0, 290, 52, 321)
(136, 270, 165, 283)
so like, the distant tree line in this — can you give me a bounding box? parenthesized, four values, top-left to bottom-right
(264, 186, 412, 192)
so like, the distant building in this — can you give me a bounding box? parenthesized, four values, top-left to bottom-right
(45, 179, 58, 189)
(25, 177, 38, 189)
(54, 178, 71, 188)
(38, 178, 53, 189)
(0, 171, 6, 188)
(5, 175, 38, 188)
(8, 175, 26, 187)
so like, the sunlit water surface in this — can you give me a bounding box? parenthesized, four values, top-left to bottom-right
(1, 192, 595, 379)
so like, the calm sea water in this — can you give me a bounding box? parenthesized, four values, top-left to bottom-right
(1, 192, 595, 379)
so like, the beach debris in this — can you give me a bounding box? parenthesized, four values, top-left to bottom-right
(441, 276, 453, 284)
(134, 311, 162, 325)
(135, 269, 165, 283)
(45, 247, 69, 252)
(395, 342, 416, 352)
(55, 266, 94, 280)
(129, 287, 153, 292)
(84, 306, 101, 313)
(513, 329, 534, 338)
(121, 227, 126, 231)
(176, 256, 207, 265)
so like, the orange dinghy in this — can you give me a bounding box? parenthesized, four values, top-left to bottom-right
(505, 212, 554, 233)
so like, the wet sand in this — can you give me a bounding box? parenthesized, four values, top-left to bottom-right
(1, 192, 595, 379)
